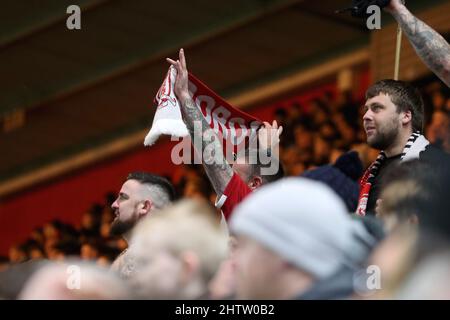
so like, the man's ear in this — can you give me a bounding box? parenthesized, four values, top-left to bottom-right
(249, 176, 263, 190)
(139, 200, 153, 217)
(402, 109, 412, 126)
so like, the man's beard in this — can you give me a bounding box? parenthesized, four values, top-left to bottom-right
(367, 121, 399, 150)
(110, 218, 137, 237)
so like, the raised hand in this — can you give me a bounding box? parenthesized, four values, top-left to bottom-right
(384, 0, 405, 13)
(166, 48, 190, 103)
(258, 120, 283, 153)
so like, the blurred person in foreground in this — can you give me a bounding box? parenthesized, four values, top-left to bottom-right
(126, 199, 228, 299)
(374, 160, 430, 233)
(229, 178, 378, 299)
(0, 260, 48, 299)
(18, 260, 130, 299)
(208, 236, 238, 300)
(368, 155, 450, 299)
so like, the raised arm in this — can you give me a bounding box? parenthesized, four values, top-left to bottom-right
(386, 0, 450, 86)
(167, 49, 233, 196)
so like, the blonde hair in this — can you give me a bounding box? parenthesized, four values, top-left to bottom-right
(131, 199, 229, 284)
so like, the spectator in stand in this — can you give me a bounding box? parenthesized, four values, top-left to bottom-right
(230, 178, 376, 299)
(19, 260, 130, 300)
(110, 172, 176, 278)
(0, 256, 9, 272)
(126, 199, 228, 299)
(368, 155, 450, 299)
(427, 110, 450, 152)
(8, 245, 27, 264)
(167, 49, 284, 222)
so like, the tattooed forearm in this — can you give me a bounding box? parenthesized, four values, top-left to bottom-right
(392, 5, 450, 86)
(180, 97, 233, 195)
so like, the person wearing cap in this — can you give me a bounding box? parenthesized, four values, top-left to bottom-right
(229, 178, 377, 299)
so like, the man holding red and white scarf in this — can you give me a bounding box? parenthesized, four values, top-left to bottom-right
(167, 49, 284, 220)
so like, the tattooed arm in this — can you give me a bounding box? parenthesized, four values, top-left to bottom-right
(167, 49, 233, 195)
(386, 0, 450, 86)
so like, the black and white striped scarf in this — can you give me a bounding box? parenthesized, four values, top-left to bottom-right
(356, 132, 430, 216)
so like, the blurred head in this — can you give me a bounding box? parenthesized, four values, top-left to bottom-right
(80, 241, 100, 261)
(281, 144, 302, 166)
(208, 237, 238, 299)
(313, 108, 328, 127)
(8, 245, 27, 263)
(110, 172, 175, 237)
(376, 160, 437, 233)
(426, 110, 450, 149)
(0, 260, 48, 299)
(0, 256, 9, 272)
(100, 222, 111, 238)
(128, 199, 228, 299)
(289, 102, 303, 120)
(81, 212, 98, 230)
(26, 243, 45, 260)
(288, 162, 306, 176)
(43, 221, 60, 240)
(230, 178, 375, 299)
(19, 260, 130, 299)
(294, 127, 313, 150)
(320, 122, 339, 141)
(274, 107, 288, 125)
(183, 179, 210, 199)
(233, 234, 314, 300)
(378, 180, 420, 233)
(366, 224, 418, 299)
(30, 228, 45, 245)
(369, 154, 450, 299)
(313, 135, 331, 165)
(364, 80, 424, 150)
(431, 89, 445, 110)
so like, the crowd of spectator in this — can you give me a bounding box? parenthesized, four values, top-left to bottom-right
(1, 77, 448, 272)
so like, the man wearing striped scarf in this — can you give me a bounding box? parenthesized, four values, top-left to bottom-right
(356, 79, 443, 216)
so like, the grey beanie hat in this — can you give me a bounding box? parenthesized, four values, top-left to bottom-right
(230, 177, 374, 280)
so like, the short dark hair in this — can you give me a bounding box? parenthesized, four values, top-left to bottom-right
(257, 158, 285, 184)
(126, 172, 176, 202)
(366, 79, 425, 133)
(244, 149, 285, 184)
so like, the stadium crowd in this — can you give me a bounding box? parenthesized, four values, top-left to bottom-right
(1, 0, 450, 300)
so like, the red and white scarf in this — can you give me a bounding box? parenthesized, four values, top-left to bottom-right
(356, 132, 430, 216)
(145, 66, 261, 156)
